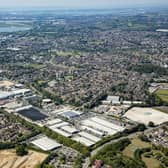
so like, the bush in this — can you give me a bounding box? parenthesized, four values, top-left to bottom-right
(139, 134, 150, 142)
(148, 121, 155, 127)
(16, 144, 28, 156)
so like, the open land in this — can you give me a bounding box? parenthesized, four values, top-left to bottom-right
(124, 107, 168, 125)
(0, 149, 48, 168)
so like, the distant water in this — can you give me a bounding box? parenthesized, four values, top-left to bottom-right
(156, 29, 168, 32)
(0, 26, 31, 33)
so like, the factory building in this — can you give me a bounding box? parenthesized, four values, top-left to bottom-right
(31, 136, 61, 151)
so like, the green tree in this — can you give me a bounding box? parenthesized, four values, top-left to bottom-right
(148, 121, 155, 127)
(16, 144, 28, 156)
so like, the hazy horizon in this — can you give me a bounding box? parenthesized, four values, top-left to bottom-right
(0, 0, 168, 9)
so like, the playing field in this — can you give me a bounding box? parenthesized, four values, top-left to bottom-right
(0, 149, 48, 168)
(124, 107, 168, 125)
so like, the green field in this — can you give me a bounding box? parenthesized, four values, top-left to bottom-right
(122, 138, 166, 168)
(123, 138, 151, 158)
(14, 63, 46, 70)
(24, 64, 46, 69)
(51, 50, 81, 57)
(142, 155, 160, 168)
(155, 89, 168, 103)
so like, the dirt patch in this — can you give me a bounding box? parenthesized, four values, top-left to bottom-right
(0, 149, 48, 168)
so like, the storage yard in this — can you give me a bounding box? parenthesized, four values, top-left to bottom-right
(124, 107, 168, 125)
(0, 149, 48, 168)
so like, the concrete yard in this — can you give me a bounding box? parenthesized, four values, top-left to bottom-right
(124, 107, 168, 125)
(0, 149, 48, 168)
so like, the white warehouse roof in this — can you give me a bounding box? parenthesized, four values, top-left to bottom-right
(51, 122, 69, 128)
(72, 136, 95, 147)
(31, 136, 61, 151)
(78, 131, 101, 143)
(81, 125, 105, 137)
(90, 117, 124, 131)
(82, 119, 117, 135)
(61, 125, 78, 134)
(107, 96, 120, 102)
(47, 118, 62, 126)
(49, 126, 72, 137)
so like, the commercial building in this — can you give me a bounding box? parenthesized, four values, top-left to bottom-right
(72, 136, 95, 147)
(90, 117, 124, 131)
(82, 116, 125, 136)
(61, 125, 79, 134)
(78, 131, 101, 143)
(51, 122, 69, 128)
(0, 89, 32, 100)
(82, 119, 117, 135)
(31, 136, 61, 151)
(49, 126, 72, 137)
(81, 125, 105, 137)
(106, 96, 120, 104)
(59, 110, 83, 119)
(47, 118, 62, 126)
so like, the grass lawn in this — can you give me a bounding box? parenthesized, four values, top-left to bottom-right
(23, 63, 46, 70)
(142, 155, 160, 168)
(155, 89, 168, 103)
(123, 138, 150, 158)
(15, 63, 46, 70)
(123, 138, 162, 168)
(52, 50, 81, 57)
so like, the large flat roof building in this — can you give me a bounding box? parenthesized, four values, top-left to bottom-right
(72, 136, 95, 147)
(49, 126, 72, 137)
(31, 136, 61, 151)
(59, 110, 83, 119)
(61, 125, 78, 134)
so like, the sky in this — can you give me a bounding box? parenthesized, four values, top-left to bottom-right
(0, 0, 168, 9)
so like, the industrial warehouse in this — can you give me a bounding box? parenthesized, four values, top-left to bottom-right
(0, 80, 129, 148)
(43, 115, 126, 147)
(31, 136, 61, 151)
